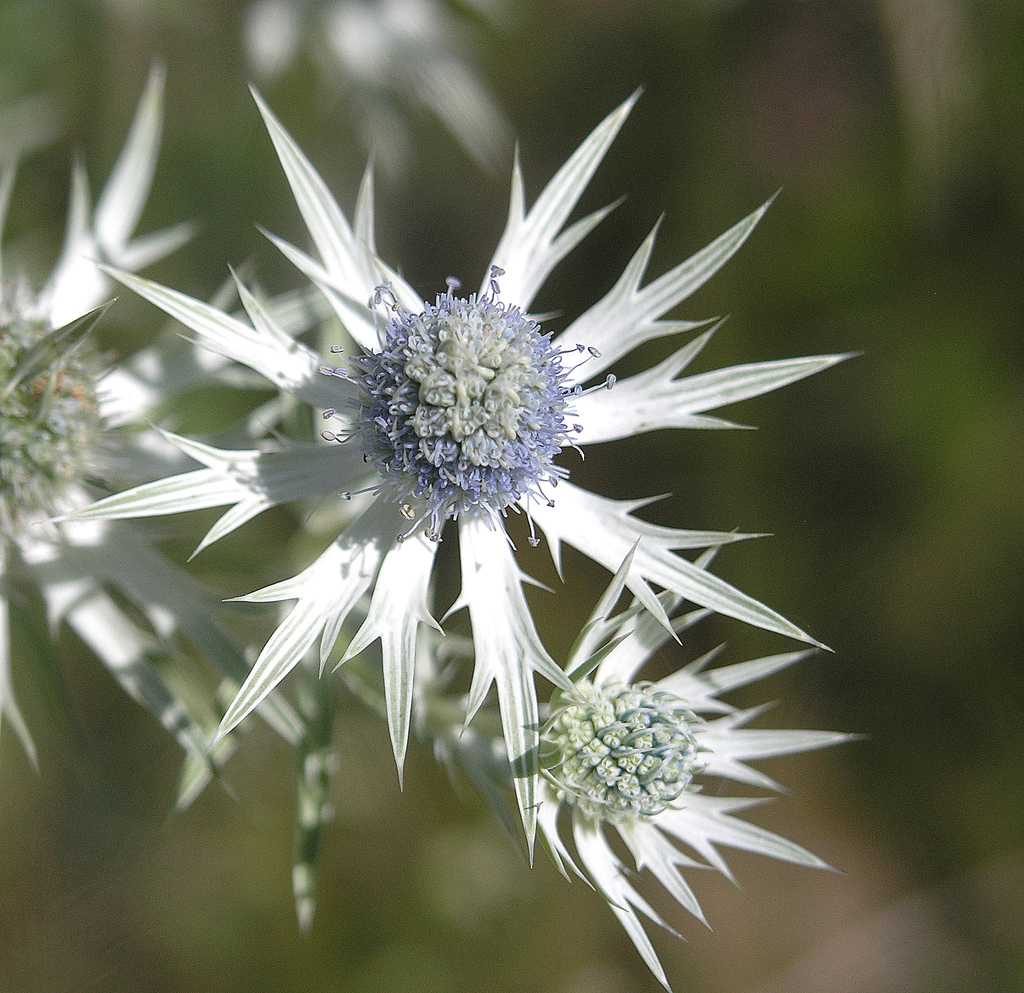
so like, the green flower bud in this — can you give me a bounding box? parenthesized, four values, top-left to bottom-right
(542, 681, 702, 822)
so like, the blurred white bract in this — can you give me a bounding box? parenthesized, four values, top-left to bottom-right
(532, 549, 853, 990)
(0, 68, 309, 781)
(75, 90, 849, 861)
(0, 91, 60, 164)
(242, 0, 511, 172)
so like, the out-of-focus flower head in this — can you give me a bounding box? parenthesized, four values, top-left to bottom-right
(0, 67, 312, 787)
(242, 0, 511, 173)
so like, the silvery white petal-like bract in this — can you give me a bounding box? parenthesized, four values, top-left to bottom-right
(99, 278, 330, 427)
(43, 64, 191, 327)
(100, 267, 339, 409)
(69, 431, 370, 558)
(343, 532, 441, 782)
(484, 92, 637, 309)
(27, 549, 210, 760)
(555, 204, 770, 383)
(216, 499, 398, 742)
(575, 345, 854, 442)
(530, 479, 822, 646)
(453, 518, 574, 856)
(573, 817, 674, 991)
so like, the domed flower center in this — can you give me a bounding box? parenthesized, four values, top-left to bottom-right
(0, 314, 101, 530)
(542, 681, 702, 822)
(341, 275, 606, 539)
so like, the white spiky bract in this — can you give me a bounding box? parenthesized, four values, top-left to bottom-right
(537, 555, 854, 991)
(74, 90, 848, 853)
(0, 68, 308, 775)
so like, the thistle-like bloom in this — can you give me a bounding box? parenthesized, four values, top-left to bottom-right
(534, 551, 855, 990)
(75, 91, 848, 852)
(242, 0, 511, 172)
(0, 69, 304, 775)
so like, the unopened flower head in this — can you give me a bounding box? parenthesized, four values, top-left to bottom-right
(543, 681, 700, 822)
(340, 273, 606, 538)
(526, 553, 857, 991)
(0, 301, 102, 529)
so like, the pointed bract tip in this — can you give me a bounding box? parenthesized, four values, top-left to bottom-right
(606, 193, 629, 214)
(840, 732, 871, 745)
(831, 350, 864, 364)
(789, 647, 822, 665)
(97, 261, 134, 286)
(599, 87, 641, 132)
(145, 60, 167, 88)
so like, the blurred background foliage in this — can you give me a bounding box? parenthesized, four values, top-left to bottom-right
(1, 1, 1022, 991)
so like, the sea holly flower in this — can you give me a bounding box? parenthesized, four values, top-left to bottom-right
(74, 90, 848, 853)
(0, 68, 303, 775)
(532, 551, 855, 990)
(242, 0, 511, 173)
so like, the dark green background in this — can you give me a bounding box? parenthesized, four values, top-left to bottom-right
(2, 1, 1022, 991)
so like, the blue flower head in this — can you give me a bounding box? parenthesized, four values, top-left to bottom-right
(344, 269, 610, 540)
